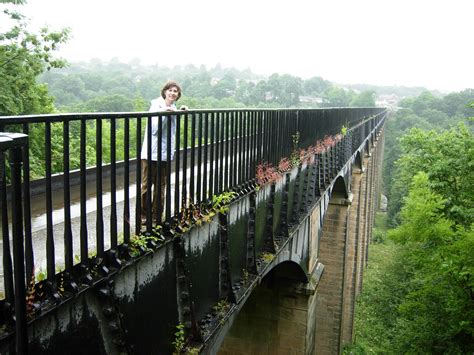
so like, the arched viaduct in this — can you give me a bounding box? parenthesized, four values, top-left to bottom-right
(0, 108, 385, 354)
(217, 121, 385, 354)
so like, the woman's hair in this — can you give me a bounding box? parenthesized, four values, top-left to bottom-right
(161, 80, 182, 101)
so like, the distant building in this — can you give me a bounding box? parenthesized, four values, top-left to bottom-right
(375, 94, 400, 108)
(299, 96, 323, 104)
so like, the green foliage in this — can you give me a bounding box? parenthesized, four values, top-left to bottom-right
(303, 76, 331, 95)
(172, 323, 185, 354)
(371, 229, 385, 244)
(371, 212, 388, 244)
(352, 98, 474, 351)
(351, 217, 473, 352)
(340, 125, 348, 137)
(387, 173, 473, 353)
(129, 231, 161, 257)
(242, 268, 249, 285)
(400, 91, 443, 116)
(384, 91, 474, 226)
(345, 83, 429, 98)
(211, 191, 237, 213)
(389, 125, 473, 227)
(321, 86, 354, 107)
(35, 268, 47, 282)
(213, 299, 230, 320)
(17, 117, 139, 179)
(345, 242, 406, 354)
(290, 131, 300, 165)
(350, 90, 376, 107)
(351, 160, 474, 353)
(36, 59, 376, 111)
(442, 90, 474, 117)
(64, 94, 136, 113)
(260, 252, 275, 263)
(0, 6, 70, 115)
(320, 87, 376, 108)
(390, 173, 455, 245)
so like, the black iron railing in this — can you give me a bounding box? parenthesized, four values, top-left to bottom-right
(0, 107, 386, 350)
(0, 132, 29, 354)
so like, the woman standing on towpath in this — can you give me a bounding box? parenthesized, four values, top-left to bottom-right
(140, 80, 187, 224)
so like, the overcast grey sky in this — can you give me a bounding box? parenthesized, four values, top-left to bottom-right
(12, 0, 474, 92)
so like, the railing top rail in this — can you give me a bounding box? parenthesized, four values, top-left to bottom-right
(0, 107, 386, 124)
(348, 110, 387, 131)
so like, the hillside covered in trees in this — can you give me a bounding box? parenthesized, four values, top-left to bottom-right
(346, 91, 474, 354)
(36, 58, 383, 113)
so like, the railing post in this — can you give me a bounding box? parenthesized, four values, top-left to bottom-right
(0, 132, 29, 354)
(135, 116, 142, 236)
(10, 143, 28, 354)
(0, 144, 14, 312)
(44, 122, 56, 292)
(21, 124, 33, 286)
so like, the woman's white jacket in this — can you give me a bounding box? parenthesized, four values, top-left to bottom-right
(140, 97, 177, 161)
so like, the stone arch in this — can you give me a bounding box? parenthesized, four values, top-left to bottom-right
(331, 175, 349, 200)
(364, 139, 371, 157)
(353, 151, 363, 171)
(218, 261, 313, 354)
(265, 260, 309, 283)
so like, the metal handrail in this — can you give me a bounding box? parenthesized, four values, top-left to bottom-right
(0, 108, 387, 350)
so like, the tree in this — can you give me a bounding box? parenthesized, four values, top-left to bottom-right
(419, 108, 450, 128)
(266, 73, 283, 102)
(386, 173, 474, 353)
(383, 92, 473, 226)
(212, 73, 236, 99)
(442, 89, 474, 117)
(0, 6, 70, 115)
(48, 75, 88, 105)
(410, 91, 443, 116)
(235, 80, 255, 105)
(349, 155, 474, 354)
(350, 90, 375, 107)
(183, 71, 212, 98)
(77, 94, 136, 112)
(321, 86, 354, 107)
(389, 125, 473, 227)
(2, 0, 26, 4)
(303, 76, 331, 95)
(279, 74, 303, 106)
(264, 73, 303, 107)
(383, 111, 429, 220)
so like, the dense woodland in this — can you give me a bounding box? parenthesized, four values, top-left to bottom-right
(2, 2, 474, 353)
(38, 60, 381, 113)
(346, 92, 474, 353)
